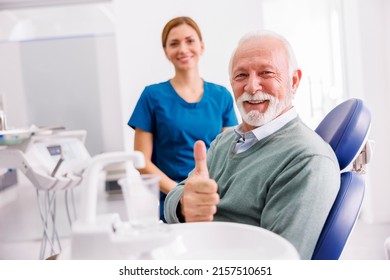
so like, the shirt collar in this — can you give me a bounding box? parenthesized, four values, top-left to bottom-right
(234, 107, 298, 141)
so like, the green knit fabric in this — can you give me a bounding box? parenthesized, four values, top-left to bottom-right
(165, 117, 340, 259)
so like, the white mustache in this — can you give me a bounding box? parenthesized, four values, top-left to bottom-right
(240, 92, 275, 103)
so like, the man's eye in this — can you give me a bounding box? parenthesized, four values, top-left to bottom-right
(234, 73, 247, 80)
(261, 71, 274, 76)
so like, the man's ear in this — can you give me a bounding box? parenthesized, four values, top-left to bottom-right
(291, 69, 302, 93)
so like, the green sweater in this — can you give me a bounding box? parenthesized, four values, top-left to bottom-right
(164, 117, 340, 259)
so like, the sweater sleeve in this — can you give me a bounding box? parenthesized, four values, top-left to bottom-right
(164, 184, 185, 224)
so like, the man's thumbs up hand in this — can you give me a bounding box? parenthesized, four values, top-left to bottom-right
(181, 141, 220, 222)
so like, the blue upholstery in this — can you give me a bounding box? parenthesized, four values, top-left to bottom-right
(311, 98, 371, 260)
(315, 98, 371, 170)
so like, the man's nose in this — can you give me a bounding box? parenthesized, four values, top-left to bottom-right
(244, 75, 262, 94)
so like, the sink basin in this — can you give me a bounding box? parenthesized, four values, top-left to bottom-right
(152, 221, 300, 260)
(61, 217, 299, 260)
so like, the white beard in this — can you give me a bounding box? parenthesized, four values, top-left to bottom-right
(236, 92, 293, 127)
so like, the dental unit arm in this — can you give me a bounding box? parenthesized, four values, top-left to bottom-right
(78, 151, 145, 225)
(0, 149, 49, 187)
(0, 128, 93, 259)
(0, 129, 90, 191)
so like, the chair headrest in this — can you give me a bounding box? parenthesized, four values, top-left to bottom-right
(315, 98, 371, 170)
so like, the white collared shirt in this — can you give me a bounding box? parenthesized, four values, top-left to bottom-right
(233, 107, 298, 154)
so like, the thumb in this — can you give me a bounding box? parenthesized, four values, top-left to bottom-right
(193, 140, 209, 178)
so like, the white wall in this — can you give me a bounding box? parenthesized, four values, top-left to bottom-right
(112, 0, 262, 151)
(0, 34, 122, 156)
(343, 0, 390, 223)
(95, 35, 124, 153)
(0, 42, 28, 127)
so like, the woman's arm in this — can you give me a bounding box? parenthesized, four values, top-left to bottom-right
(134, 128, 178, 194)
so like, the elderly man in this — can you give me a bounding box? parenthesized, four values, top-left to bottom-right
(164, 30, 340, 260)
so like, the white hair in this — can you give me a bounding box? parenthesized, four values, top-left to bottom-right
(228, 30, 298, 78)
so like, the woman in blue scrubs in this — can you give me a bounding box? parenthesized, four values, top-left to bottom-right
(128, 16, 238, 222)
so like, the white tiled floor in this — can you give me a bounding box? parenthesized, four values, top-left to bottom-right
(1, 182, 390, 260)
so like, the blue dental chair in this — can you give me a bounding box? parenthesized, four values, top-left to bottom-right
(311, 98, 371, 260)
